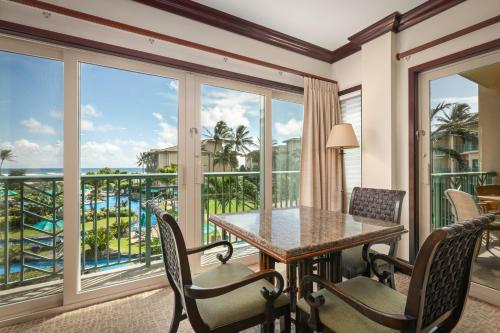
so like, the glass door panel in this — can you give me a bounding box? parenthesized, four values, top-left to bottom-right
(271, 99, 303, 208)
(78, 62, 180, 290)
(199, 83, 264, 264)
(0, 50, 64, 306)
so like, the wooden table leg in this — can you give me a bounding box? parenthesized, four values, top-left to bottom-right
(287, 262, 298, 312)
(260, 251, 276, 282)
(328, 251, 342, 283)
(298, 258, 313, 298)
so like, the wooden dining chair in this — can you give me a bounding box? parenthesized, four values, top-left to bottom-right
(297, 214, 495, 333)
(150, 202, 291, 333)
(341, 187, 406, 287)
(446, 189, 500, 251)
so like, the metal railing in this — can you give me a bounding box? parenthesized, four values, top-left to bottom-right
(456, 142, 479, 153)
(431, 171, 496, 230)
(1, 170, 300, 289)
(201, 170, 300, 245)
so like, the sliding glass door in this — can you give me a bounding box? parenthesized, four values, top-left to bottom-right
(0, 43, 64, 311)
(0, 35, 304, 319)
(419, 50, 500, 305)
(77, 60, 183, 291)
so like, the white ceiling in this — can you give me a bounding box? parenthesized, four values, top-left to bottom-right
(195, 0, 427, 50)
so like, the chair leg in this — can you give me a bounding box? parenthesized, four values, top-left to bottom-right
(297, 309, 312, 333)
(474, 231, 483, 261)
(280, 308, 291, 333)
(486, 230, 491, 250)
(169, 291, 183, 333)
(262, 321, 275, 333)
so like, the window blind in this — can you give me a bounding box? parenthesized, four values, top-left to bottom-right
(340, 93, 362, 201)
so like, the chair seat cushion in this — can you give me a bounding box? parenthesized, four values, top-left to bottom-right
(342, 246, 376, 278)
(297, 276, 406, 333)
(193, 263, 289, 330)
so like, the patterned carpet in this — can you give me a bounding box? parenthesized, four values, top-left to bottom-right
(1, 274, 499, 332)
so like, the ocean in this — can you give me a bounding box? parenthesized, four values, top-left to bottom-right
(2, 168, 144, 175)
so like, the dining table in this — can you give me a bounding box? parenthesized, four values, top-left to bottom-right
(478, 195, 500, 202)
(209, 206, 407, 310)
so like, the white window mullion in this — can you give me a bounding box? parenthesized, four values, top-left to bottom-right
(62, 50, 81, 305)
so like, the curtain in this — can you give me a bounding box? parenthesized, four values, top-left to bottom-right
(300, 77, 342, 211)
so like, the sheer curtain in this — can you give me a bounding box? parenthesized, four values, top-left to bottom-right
(300, 77, 342, 211)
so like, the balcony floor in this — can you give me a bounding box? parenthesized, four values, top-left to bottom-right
(472, 236, 500, 290)
(0, 244, 256, 307)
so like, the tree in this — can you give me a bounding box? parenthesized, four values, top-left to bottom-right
(431, 102, 478, 172)
(0, 149, 15, 176)
(214, 143, 238, 172)
(136, 152, 155, 173)
(232, 125, 255, 155)
(84, 227, 108, 256)
(203, 120, 233, 170)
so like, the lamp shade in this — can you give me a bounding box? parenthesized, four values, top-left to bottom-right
(326, 123, 359, 149)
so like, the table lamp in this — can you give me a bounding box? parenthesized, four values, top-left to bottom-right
(326, 123, 360, 212)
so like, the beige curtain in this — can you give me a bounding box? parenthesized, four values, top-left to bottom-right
(300, 77, 342, 211)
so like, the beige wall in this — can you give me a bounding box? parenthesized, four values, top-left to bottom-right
(479, 85, 500, 184)
(331, 0, 500, 260)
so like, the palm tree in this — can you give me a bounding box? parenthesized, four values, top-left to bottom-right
(232, 125, 255, 155)
(203, 121, 233, 170)
(0, 149, 15, 176)
(431, 102, 478, 172)
(214, 143, 238, 172)
(432, 103, 478, 141)
(136, 152, 155, 172)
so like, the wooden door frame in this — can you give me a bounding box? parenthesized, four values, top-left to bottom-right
(408, 38, 500, 263)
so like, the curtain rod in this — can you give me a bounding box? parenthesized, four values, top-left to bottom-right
(10, 0, 337, 84)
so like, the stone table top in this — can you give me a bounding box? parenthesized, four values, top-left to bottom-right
(209, 206, 406, 263)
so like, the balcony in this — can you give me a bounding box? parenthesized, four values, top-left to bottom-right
(456, 142, 479, 153)
(431, 171, 497, 230)
(0, 170, 299, 295)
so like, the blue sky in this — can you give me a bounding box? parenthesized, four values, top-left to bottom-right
(1, 50, 304, 170)
(430, 74, 478, 118)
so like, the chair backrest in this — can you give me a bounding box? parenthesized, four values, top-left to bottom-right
(476, 184, 500, 196)
(150, 202, 207, 329)
(348, 187, 406, 224)
(445, 189, 481, 221)
(405, 214, 494, 332)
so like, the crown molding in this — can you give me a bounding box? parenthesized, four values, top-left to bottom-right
(132, 0, 333, 62)
(134, 0, 467, 64)
(398, 0, 467, 32)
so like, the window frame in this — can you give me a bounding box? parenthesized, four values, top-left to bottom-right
(0, 35, 306, 317)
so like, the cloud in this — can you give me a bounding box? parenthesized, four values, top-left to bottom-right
(200, 88, 262, 129)
(431, 96, 478, 113)
(201, 105, 250, 128)
(81, 139, 150, 168)
(275, 118, 303, 137)
(157, 121, 178, 148)
(0, 139, 62, 168)
(20, 117, 56, 135)
(169, 81, 179, 91)
(80, 104, 118, 132)
(152, 112, 163, 121)
(81, 104, 101, 118)
(49, 110, 63, 119)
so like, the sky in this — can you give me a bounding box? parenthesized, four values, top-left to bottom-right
(0, 50, 303, 170)
(430, 73, 478, 118)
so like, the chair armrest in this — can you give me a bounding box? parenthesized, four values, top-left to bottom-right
(186, 240, 233, 264)
(370, 253, 413, 280)
(184, 269, 284, 301)
(302, 275, 415, 331)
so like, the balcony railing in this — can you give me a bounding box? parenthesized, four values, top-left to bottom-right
(456, 142, 479, 153)
(201, 170, 300, 245)
(431, 171, 496, 230)
(1, 170, 300, 289)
